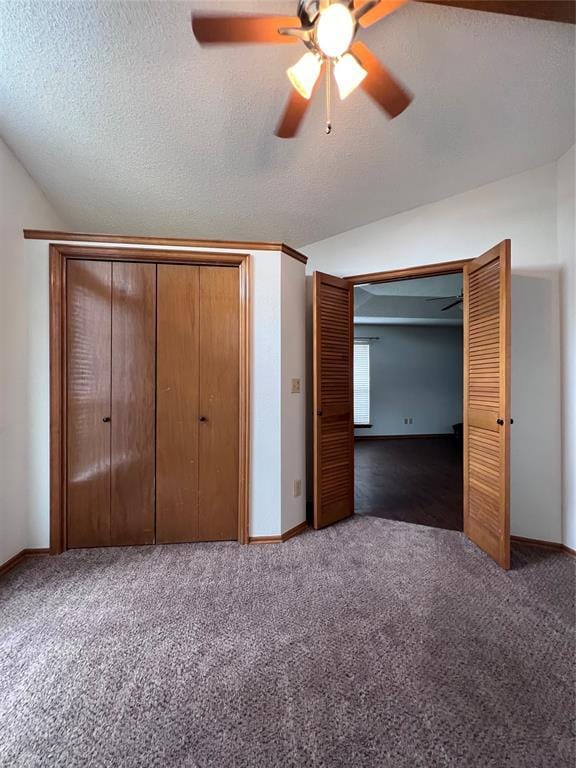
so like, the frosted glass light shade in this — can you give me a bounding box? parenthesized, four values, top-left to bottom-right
(334, 53, 367, 100)
(287, 52, 322, 99)
(316, 3, 355, 59)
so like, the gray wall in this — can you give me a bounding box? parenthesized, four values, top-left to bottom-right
(355, 324, 463, 437)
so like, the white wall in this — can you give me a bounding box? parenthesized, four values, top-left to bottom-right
(355, 324, 463, 437)
(557, 146, 576, 551)
(0, 139, 67, 564)
(281, 255, 307, 534)
(305, 161, 565, 544)
(19, 236, 304, 549)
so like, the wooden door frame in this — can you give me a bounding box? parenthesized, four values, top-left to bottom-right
(49, 244, 251, 553)
(343, 257, 472, 520)
(345, 258, 472, 285)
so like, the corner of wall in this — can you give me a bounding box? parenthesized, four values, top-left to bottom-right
(280, 254, 307, 535)
(0, 138, 65, 564)
(557, 145, 576, 549)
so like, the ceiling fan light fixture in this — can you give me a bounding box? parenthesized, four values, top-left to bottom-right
(334, 53, 367, 99)
(286, 51, 322, 99)
(316, 2, 355, 59)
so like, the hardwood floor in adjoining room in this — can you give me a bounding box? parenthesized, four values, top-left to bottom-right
(355, 437, 463, 531)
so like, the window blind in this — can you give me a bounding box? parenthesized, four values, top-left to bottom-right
(353, 342, 370, 425)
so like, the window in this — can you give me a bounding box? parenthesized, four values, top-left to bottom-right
(353, 341, 370, 425)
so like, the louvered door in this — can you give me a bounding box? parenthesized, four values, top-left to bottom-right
(313, 272, 354, 528)
(463, 241, 511, 569)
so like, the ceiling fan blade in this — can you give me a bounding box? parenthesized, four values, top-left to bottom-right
(417, 1, 575, 24)
(275, 62, 324, 138)
(275, 91, 310, 138)
(442, 299, 463, 311)
(354, 0, 409, 28)
(350, 42, 412, 118)
(192, 15, 301, 45)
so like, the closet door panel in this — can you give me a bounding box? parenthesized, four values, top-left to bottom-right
(67, 260, 112, 548)
(110, 261, 156, 546)
(156, 265, 200, 543)
(198, 266, 239, 541)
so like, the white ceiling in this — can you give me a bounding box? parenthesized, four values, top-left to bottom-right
(354, 273, 463, 323)
(1, 1, 574, 246)
(359, 274, 462, 297)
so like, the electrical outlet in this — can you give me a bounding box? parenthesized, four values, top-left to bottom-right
(403, 417, 413, 425)
(291, 378, 301, 394)
(293, 479, 302, 497)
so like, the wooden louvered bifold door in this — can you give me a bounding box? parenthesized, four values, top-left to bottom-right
(313, 271, 354, 529)
(463, 241, 511, 569)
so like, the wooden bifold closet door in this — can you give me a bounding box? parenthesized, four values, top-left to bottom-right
(67, 260, 156, 548)
(66, 259, 240, 549)
(156, 265, 239, 543)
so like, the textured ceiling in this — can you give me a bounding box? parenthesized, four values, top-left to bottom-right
(1, 1, 574, 245)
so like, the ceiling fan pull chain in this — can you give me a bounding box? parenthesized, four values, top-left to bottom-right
(325, 57, 332, 134)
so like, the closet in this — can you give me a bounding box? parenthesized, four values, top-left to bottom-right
(66, 258, 240, 549)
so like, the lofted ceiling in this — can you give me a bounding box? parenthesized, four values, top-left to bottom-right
(0, 1, 574, 246)
(355, 273, 464, 324)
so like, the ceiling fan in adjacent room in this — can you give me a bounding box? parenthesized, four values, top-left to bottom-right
(191, 1, 575, 138)
(426, 294, 463, 311)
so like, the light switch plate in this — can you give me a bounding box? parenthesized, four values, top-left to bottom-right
(293, 479, 302, 497)
(291, 378, 301, 394)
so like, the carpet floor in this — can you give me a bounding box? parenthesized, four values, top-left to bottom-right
(1, 516, 574, 768)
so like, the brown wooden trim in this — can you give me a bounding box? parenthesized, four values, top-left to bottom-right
(0, 548, 50, 577)
(280, 244, 308, 265)
(238, 257, 251, 544)
(345, 258, 472, 285)
(49, 244, 251, 551)
(49, 246, 65, 553)
(249, 521, 308, 544)
(511, 536, 576, 557)
(56, 245, 249, 265)
(23, 230, 308, 264)
(355, 433, 454, 440)
(418, 1, 576, 26)
(281, 520, 308, 541)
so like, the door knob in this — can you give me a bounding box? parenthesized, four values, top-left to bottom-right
(199, 416, 208, 422)
(497, 419, 504, 425)
(102, 416, 111, 423)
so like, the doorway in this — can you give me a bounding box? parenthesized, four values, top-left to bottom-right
(353, 273, 464, 532)
(313, 243, 512, 568)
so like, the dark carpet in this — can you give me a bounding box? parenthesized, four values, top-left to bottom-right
(355, 438, 463, 531)
(1, 516, 574, 768)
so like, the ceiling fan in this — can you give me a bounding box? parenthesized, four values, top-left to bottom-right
(426, 294, 463, 311)
(191, 0, 575, 138)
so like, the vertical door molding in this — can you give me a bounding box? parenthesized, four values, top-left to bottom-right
(49, 245, 251, 552)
